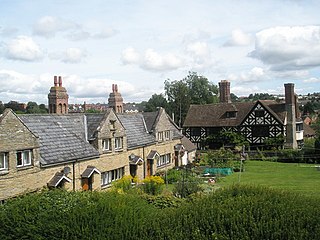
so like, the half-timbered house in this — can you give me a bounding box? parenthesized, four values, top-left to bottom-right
(183, 81, 303, 150)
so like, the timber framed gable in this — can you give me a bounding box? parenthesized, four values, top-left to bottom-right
(240, 101, 284, 144)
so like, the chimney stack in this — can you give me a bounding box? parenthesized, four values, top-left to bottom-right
(219, 80, 231, 103)
(284, 83, 297, 149)
(54, 76, 58, 86)
(58, 76, 62, 87)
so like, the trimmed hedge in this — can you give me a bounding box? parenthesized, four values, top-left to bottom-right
(1, 186, 319, 239)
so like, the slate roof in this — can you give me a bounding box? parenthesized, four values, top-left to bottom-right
(81, 166, 101, 178)
(183, 100, 288, 128)
(85, 113, 105, 140)
(47, 172, 71, 187)
(181, 136, 197, 152)
(19, 114, 99, 166)
(117, 113, 155, 149)
(141, 111, 158, 133)
(142, 109, 183, 140)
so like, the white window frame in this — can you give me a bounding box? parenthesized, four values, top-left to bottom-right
(115, 137, 123, 150)
(0, 153, 8, 171)
(164, 130, 171, 140)
(102, 138, 111, 151)
(157, 154, 171, 167)
(101, 167, 125, 186)
(16, 150, 32, 167)
(158, 131, 163, 141)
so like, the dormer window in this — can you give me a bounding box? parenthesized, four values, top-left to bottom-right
(164, 130, 171, 140)
(0, 153, 8, 171)
(115, 137, 123, 150)
(16, 150, 32, 168)
(102, 139, 111, 151)
(158, 132, 163, 141)
(226, 111, 237, 118)
(255, 110, 264, 117)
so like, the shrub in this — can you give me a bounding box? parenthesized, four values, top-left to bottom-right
(142, 176, 164, 195)
(173, 176, 203, 198)
(111, 175, 133, 193)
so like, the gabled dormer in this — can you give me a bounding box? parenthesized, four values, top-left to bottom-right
(142, 108, 182, 143)
(0, 109, 40, 175)
(86, 109, 127, 154)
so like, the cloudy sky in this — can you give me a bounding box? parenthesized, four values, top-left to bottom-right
(0, 0, 320, 104)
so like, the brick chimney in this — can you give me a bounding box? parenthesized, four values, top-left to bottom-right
(219, 80, 231, 103)
(108, 84, 123, 113)
(48, 76, 69, 114)
(284, 83, 297, 149)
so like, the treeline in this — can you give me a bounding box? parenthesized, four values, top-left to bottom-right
(0, 101, 47, 114)
(0, 185, 319, 239)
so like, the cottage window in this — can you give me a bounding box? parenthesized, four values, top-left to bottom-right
(101, 167, 125, 186)
(102, 139, 111, 151)
(16, 150, 32, 167)
(226, 111, 237, 118)
(158, 132, 163, 141)
(0, 153, 8, 171)
(255, 110, 264, 117)
(252, 126, 269, 137)
(115, 137, 123, 150)
(157, 154, 171, 167)
(164, 130, 171, 140)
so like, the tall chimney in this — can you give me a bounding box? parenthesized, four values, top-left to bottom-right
(54, 76, 58, 86)
(219, 80, 231, 103)
(58, 76, 62, 87)
(284, 83, 297, 149)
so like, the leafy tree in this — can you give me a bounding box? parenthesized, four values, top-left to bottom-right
(144, 93, 168, 112)
(26, 102, 47, 114)
(165, 72, 218, 126)
(0, 101, 4, 114)
(205, 131, 248, 149)
(230, 93, 239, 102)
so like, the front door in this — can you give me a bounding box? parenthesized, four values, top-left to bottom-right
(82, 177, 93, 191)
(147, 159, 153, 176)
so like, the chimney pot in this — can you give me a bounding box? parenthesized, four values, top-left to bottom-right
(58, 76, 62, 87)
(54, 76, 58, 86)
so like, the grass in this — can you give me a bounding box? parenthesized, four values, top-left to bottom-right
(219, 160, 320, 197)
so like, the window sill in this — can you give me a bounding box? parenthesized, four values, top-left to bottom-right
(101, 184, 112, 189)
(0, 170, 9, 175)
(157, 163, 171, 169)
(16, 165, 33, 171)
(115, 149, 123, 152)
(102, 150, 112, 154)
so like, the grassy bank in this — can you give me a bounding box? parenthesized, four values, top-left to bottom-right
(220, 160, 320, 197)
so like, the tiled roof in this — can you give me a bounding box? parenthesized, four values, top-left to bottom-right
(117, 113, 156, 149)
(47, 172, 71, 187)
(19, 114, 99, 166)
(141, 111, 158, 133)
(183, 101, 288, 127)
(183, 102, 255, 127)
(181, 136, 197, 152)
(85, 113, 105, 140)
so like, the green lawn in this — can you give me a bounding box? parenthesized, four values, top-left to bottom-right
(219, 160, 320, 197)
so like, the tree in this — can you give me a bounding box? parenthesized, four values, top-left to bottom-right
(165, 72, 218, 126)
(0, 101, 4, 114)
(144, 94, 168, 112)
(26, 102, 47, 114)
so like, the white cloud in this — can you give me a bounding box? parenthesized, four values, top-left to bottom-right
(49, 48, 87, 63)
(0, 26, 18, 37)
(33, 16, 77, 38)
(62, 48, 87, 63)
(121, 47, 141, 64)
(186, 41, 214, 69)
(142, 49, 184, 71)
(249, 26, 320, 71)
(223, 29, 252, 46)
(121, 47, 184, 72)
(33, 16, 117, 41)
(5, 36, 43, 61)
(303, 77, 320, 83)
(227, 67, 266, 83)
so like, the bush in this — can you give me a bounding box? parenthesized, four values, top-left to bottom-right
(111, 175, 133, 193)
(142, 176, 164, 195)
(173, 176, 203, 198)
